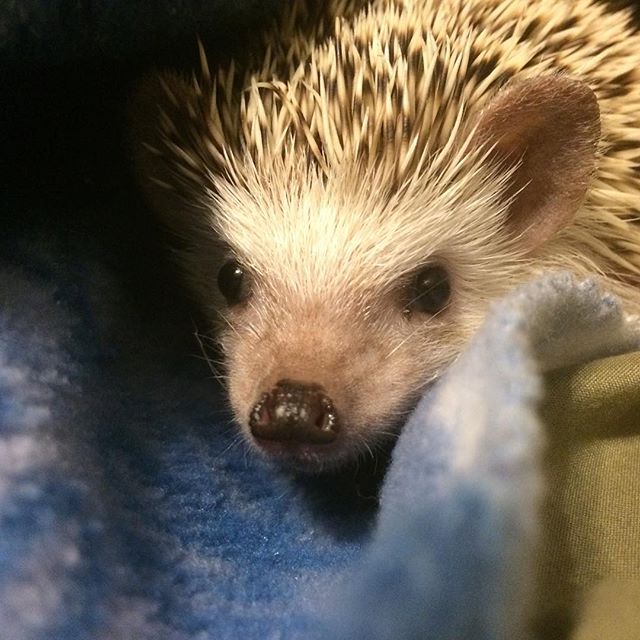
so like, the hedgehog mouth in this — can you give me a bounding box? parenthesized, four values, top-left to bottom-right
(253, 438, 355, 473)
(251, 419, 406, 473)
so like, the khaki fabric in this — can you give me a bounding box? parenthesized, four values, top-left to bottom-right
(534, 351, 640, 639)
(571, 579, 640, 640)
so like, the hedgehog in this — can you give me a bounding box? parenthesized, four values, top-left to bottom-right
(131, 0, 640, 471)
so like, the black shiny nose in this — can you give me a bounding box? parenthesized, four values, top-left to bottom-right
(249, 380, 339, 445)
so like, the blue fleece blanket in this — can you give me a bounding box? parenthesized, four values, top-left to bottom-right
(2, 226, 639, 640)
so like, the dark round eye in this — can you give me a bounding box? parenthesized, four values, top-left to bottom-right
(217, 259, 250, 305)
(406, 264, 451, 315)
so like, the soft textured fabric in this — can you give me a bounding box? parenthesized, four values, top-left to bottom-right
(2, 234, 639, 639)
(571, 578, 640, 640)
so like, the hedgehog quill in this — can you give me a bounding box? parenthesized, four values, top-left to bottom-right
(132, 0, 640, 471)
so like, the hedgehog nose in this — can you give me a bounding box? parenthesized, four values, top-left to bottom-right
(249, 380, 340, 445)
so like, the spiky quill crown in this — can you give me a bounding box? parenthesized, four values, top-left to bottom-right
(142, 0, 640, 289)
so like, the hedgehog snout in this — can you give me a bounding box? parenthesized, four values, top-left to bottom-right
(249, 379, 340, 446)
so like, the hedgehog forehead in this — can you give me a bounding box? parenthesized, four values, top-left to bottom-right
(213, 174, 403, 290)
(210, 154, 509, 296)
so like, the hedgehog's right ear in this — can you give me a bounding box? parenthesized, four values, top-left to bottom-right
(128, 72, 204, 228)
(471, 75, 600, 252)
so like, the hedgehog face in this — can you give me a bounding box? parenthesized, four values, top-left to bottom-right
(207, 161, 518, 470)
(133, 51, 602, 471)
(203, 75, 601, 471)
(216, 252, 470, 471)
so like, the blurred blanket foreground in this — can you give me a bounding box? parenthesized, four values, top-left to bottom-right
(2, 244, 639, 640)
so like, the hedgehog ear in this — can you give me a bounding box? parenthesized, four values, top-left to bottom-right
(471, 75, 600, 252)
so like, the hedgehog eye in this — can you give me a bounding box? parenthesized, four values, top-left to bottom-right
(217, 259, 250, 305)
(406, 264, 451, 315)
